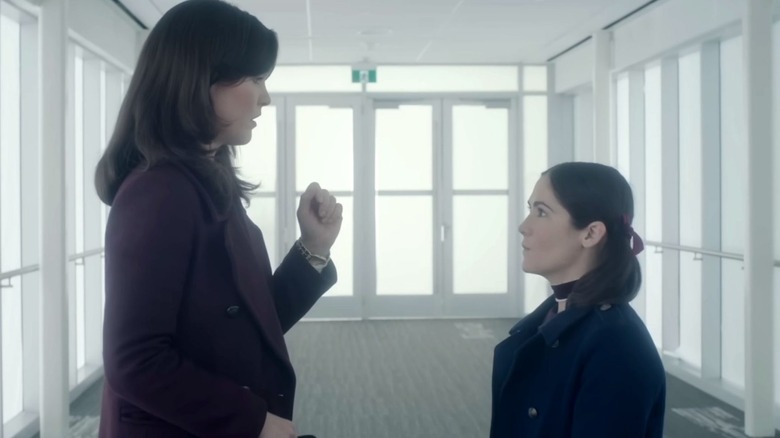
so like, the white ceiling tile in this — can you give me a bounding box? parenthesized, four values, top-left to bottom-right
(121, 0, 652, 64)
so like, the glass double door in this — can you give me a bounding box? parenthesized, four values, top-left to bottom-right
(235, 96, 520, 319)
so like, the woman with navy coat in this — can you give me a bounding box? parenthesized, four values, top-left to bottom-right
(491, 162, 666, 438)
(94, 1, 341, 437)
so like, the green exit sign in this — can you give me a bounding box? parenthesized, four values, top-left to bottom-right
(351, 69, 377, 83)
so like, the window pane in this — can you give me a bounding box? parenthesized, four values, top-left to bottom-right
(453, 196, 507, 294)
(2, 277, 23, 421)
(452, 105, 508, 190)
(295, 106, 353, 192)
(616, 73, 630, 179)
(644, 63, 663, 348)
(523, 96, 548, 313)
(645, 65, 663, 241)
(76, 263, 86, 369)
(376, 196, 432, 295)
(721, 37, 746, 254)
(644, 250, 663, 347)
(75, 53, 84, 254)
(236, 106, 277, 192)
(679, 51, 702, 248)
(246, 197, 278, 270)
(376, 105, 432, 191)
(1, 14, 21, 273)
(367, 66, 519, 93)
(721, 259, 744, 389)
(677, 51, 703, 369)
(678, 256, 702, 368)
(775, 267, 780, 407)
(523, 65, 547, 92)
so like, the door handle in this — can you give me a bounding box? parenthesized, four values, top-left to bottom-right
(440, 223, 450, 242)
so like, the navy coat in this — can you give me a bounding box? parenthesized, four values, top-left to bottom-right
(99, 163, 336, 438)
(491, 295, 666, 438)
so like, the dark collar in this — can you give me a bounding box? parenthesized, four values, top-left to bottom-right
(537, 303, 593, 346)
(551, 280, 576, 300)
(508, 295, 594, 347)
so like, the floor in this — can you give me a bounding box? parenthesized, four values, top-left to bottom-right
(41, 319, 780, 438)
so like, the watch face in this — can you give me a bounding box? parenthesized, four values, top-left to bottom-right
(296, 240, 313, 260)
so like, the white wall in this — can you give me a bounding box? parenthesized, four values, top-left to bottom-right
(69, 0, 139, 72)
(613, 0, 742, 71)
(573, 89, 593, 161)
(553, 0, 748, 93)
(554, 40, 593, 93)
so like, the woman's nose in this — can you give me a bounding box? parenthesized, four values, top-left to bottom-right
(518, 216, 531, 236)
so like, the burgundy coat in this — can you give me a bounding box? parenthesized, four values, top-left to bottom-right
(99, 163, 336, 438)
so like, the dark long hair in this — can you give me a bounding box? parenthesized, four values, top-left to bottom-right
(544, 162, 642, 307)
(95, 0, 278, 211)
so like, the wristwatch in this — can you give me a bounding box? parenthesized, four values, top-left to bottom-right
(295, 239, 331, 265)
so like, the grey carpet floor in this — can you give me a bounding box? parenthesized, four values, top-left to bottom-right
(36, 319, 780, 438)
(285, 319, 508, 438)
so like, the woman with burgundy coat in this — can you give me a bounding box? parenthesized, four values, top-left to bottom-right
(94, 1, 341, 437)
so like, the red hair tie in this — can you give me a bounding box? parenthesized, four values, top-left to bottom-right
(622, 214, 645, 256)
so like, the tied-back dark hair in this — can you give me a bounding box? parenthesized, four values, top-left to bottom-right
(95, 0, 278, 212)
(543, 162, 642, 307)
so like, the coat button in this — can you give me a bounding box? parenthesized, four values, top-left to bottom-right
(599, 304, 612, 311)
(528, 407, 538, 419)
(277, 393, 285, 398)
(225, 305, 241, 317)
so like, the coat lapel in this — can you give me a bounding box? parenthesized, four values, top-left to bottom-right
(494, 296, 555, 400)
(223, 203, 292, 366)
(495, 297, 594, 401)
(537, 302, 592, 346)
(167, 163, 292, 366)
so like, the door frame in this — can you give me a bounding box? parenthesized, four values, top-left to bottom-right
(278, 95, 365, 319)
(268, 93, 526, 320)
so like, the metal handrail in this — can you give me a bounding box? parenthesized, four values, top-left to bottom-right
(0, 248, 105, 283)
(67, 248, 104, 263)
(0, 264, 40, 282)
(645, 240, 780, 267)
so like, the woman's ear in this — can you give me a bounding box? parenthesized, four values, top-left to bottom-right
(581, 221, 607, 249)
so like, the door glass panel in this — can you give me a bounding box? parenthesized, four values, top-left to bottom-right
(375, 105, 433, 191)
(376, 196, 433, 296)
(453, 196, 508, 294)
(236, 106, 277, 192)
(295, 106, 353, 192)
(452, 105, 508, 190)
(295, 104, 354, 296)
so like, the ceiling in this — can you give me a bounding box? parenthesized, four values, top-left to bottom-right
(118, 0, 656, 64)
